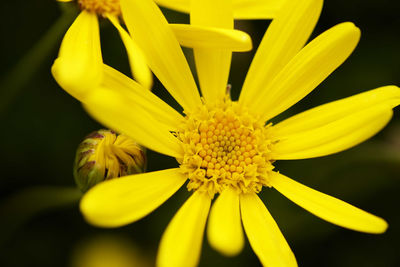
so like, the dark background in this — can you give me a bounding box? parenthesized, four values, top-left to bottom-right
(0, 0, 399, 266)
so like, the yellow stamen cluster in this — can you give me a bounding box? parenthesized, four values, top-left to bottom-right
(78, 0, 121, 17)
(178, 97, 275, 198)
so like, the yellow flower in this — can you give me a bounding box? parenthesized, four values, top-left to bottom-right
(53, 0, 153, 101)
(53, 0, 256, 102)
(53, 0, 400, 266)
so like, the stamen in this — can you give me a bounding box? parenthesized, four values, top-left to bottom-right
(178, 96, 275, 198)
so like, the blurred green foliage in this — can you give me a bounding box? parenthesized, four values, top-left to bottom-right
(0, 0, 399, 266)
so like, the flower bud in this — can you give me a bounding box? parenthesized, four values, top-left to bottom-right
(73, 129, 146, 192)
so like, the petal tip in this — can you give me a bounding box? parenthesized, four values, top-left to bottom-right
(371, 218, 389, 234)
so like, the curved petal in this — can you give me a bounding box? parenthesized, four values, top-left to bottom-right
(250, 22, 361, 122)
(80, 168, 187, 228)
(239, 0, 323, 107)
(270, 172, 388, 234)
(273, 86, 400, 136)
(120, 0, 201, 112)
(154, 0, 285, 20)
(191, 0, 233, 105)
(83, 88, 184, 158)
(272, 104, 393, 160)
(240, 193, 297, 267)
(107, 15, 153, 90)
(157, 192, 211, 267)
(154, 0, 189, 13)
(207, 188, 244, 256)
(101, 64, 184, 130)
(52, 11, 103, 102)
(171, 24, 252, 51)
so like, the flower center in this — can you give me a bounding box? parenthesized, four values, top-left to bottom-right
(78, 0, 120, 17)
(178, 97, 275, 198)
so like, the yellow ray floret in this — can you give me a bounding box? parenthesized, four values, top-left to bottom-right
(270, 172, 388, 233)
(80, 168, 187, 228)
(207, 187, 244, 256)
(157, 191, 211, 267)
(171, 24, 252, 51)
(240, 193, 297, 267)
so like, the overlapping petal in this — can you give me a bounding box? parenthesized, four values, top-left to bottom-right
(101, 64, 183, 130)
(157, 192, 211, 267)
(107, 15, 153, 90)
(239, 0, 323, 107)
(272, 104, 393, 159)
(120, 0, 201, 112)
(273, 85, 400, 135)
(270, 172, 388, 233)
(171, 24, 252, 51)
(52, 11, 102, 102)
(249, 22, 361, 122)
(83, 88, 184, 158)
(80, 168, 187, 228)
(191, 0, 233, 104)
(240, 193, 297, 267)
(207, 188, 244, 256)
(154, 0, 285, 19)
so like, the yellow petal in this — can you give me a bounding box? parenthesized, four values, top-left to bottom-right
(107, 15, 153, 90)
(250, 22, 360, 120)
(250, 22, 361, 122)
(273, 85, 400, 136)
(171, 24, 252, 51)
(270, 172, 388, 234)
(80, 168, 187, 228)
(207, 188, 244, 256)
(84, 88, 184, 158)
(154, 0, 188, 13)
(120, 0, 201, 112)
(240, 193, 297, 267)
(154, 0, 285, 19)
(272, 104, 393, 160)
(157, 192, 211, 267)
(239, 0, 323, 108)
(101, 64, 183, 130)
(191, 0, 233, 105)
(52, 11, 102, 102)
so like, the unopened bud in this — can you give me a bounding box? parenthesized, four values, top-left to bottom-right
(73, 129, 146, 192)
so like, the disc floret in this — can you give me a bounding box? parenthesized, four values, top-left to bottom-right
(178, 97, 275, 198)
(78, 0, 121, 17)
